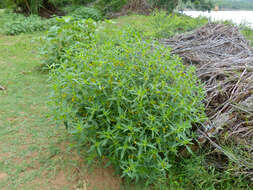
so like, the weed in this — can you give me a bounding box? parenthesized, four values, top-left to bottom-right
(48, 22, 207, 185)
(1, 12, 55, 35)
(69, 7, 103, 21)
(0, 9, 252, 190)
(40, 17, 97, 69)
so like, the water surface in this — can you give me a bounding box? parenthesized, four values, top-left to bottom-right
(184, 11, 253, 28)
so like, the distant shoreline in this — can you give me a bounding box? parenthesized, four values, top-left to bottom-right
(182, 9, 253, 12)
(183, 10, 253, 29)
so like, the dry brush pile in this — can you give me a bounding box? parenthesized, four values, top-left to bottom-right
(161, 23, 253, 178)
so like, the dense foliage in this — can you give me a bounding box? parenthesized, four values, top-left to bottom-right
(40, 17, 96, 68)
(40, 11, 208, 67)
(94, 0, 128, 14)
(0, 6, 102, 36)
(1, 0, 125, 14)
(69, 7, 102, 21)
(2, 0, 53, 14)
(46, 18, 207, 184)
(2, 13, 55, 35)
(0, 1, 251, 186)
(1, 0, 214, 15)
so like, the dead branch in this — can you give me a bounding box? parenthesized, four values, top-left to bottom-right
(161, 23, 253, 177)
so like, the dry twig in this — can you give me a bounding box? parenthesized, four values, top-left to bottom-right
(0, 85, 5, 91)
(161, 23, 253, 177)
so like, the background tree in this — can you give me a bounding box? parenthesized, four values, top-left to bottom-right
(1, 0, 214, 16)
(149, 0, 214, 12)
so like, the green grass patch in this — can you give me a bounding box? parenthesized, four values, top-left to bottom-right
(241, 26, 253, 46)
(0, 32, 87, 189)
(108, 12, 208, 39)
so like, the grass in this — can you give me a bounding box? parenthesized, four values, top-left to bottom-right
(0, 11, 252, 190)
(0, 33, 75, 189)
(108, 13, 208, 39)
(241, 26, 253, 46)
(0, 20, 134, 190)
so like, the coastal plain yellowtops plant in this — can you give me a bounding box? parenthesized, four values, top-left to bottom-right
(48, 23, 207, 185)
(40, 17, 97, 69)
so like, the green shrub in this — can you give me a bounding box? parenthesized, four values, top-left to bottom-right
(0, 11, 18, 29)
(3, 13, 55, 35)
(69, 7, 102, 21)
(149, 0, 179, 12)
(49, 0, 71, 7)
(40, 17, 97, 68)
(95, 0, 127, 14)
(148, 11, 208, 39)
(53, 0, 94, 7)
(2, 0, 51, 14)
(62, 5, 81, 14)
(49, 24, 207, 184)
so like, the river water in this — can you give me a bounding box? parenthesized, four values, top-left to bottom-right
(183, 11, 253, 29)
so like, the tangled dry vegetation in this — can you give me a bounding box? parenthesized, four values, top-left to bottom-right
(161, 24, 253, 178)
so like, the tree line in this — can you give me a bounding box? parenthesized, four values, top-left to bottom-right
(0, 0, 214, 16)
(215, 0, 253, 10)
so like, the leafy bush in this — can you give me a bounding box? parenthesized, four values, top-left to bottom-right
(48, 23, 207, 184)
(62, 5, 82, 14)
(149, 0, 179, 12)
(40, 17, 97, 68)
(49, 0, 71, 7)
(95, 0, 128, 14)
(69, 7, 102, 21)
(2, 0, 51, 14)
(3, 13, 55, 35)
(148, 11, 208, 39)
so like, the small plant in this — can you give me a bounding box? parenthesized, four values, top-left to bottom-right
(49, 25, 207, 184)
(3, 13, 56, 35)
(69, 7, 103, 21)
(240, 25, 253, 46)
(40, 17, 97, 69)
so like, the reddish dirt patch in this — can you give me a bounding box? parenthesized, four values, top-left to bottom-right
(6, 117, 18, 122)
(0, 173, 8, 181)
(45, 156, 122, 190)
(52, 170, 73, 188)
(85, 166, 121, 190)
(45, 142, 122, 189)
(0, 153, 10, 162)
